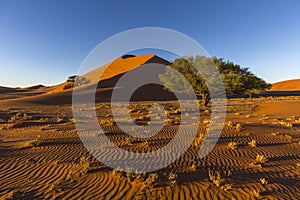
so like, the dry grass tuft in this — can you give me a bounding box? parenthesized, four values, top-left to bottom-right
(193, 134, 205, 147)
(254, 154, 267, 164)
(168, 172, 177, 186)
(143, 173, 159, 190)
(9, 113, 31, 123)
(252, 190, 262, 199)
(248, 140, 256, 148)
(208, 170, 233, 191)
(260, 178, 268, 185)
(227, 142, 238, 150)
(79, 156, 90, 175)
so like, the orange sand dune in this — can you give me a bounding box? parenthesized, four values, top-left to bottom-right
(5, 54, 171, 105)
(271, 79, 300, 91)
(48, 54, 165, 94)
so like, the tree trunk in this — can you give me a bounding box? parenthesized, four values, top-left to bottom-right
(200, 93, 210, 107)
(249, 92, 253, 99)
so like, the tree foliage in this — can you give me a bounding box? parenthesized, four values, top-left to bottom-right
(159, 56, 271, 106)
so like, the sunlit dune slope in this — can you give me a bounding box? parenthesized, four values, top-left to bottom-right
(271, 79, 300, 91)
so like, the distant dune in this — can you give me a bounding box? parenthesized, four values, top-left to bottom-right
(23, 84, 46, 90)
(271, 79, 300, 91)
(0, 86, 16, 94)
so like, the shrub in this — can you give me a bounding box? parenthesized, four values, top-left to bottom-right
(63, 83, 74, 90)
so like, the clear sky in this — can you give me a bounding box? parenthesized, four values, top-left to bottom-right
(1, 0, 300, 87)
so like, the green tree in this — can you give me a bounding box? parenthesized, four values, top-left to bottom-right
(159, 56, 270, 107)
(159, 56, 222, 107)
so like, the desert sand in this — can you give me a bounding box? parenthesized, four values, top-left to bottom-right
(1, 56, 300, 199)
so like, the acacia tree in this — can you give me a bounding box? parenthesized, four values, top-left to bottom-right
(159, 56, 222, 107)
(159, 56, 271, 107)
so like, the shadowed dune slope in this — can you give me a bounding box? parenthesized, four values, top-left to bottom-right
(0, 86, 17, 94)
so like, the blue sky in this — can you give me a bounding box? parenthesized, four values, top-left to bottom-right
(0, 0, 300, 87)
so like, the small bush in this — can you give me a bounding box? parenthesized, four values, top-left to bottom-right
(63, 83, 74, 90)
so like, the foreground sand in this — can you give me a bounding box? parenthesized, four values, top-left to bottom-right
(0, 96, 300, 199)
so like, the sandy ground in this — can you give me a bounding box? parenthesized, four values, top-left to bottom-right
(0, 93, 300, 200)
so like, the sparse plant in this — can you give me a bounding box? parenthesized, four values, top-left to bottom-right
(227, 142, 238, 150)
(168, 172, 177, 186)
(56, 117, 64, 123)
(189, 164, 197, 172)
(271, 132, 278, 136)
(63, 83, 74, 90)
(193, 134, 205, 147)
(221, 183, 233, 191)
(112, 168, 123, 177)
(252, 190, 262, 199)
(226, 170, 231, 177)
(260, 178, 268, 185)
(284, 134, 292, 140)
(9, 113, 31, 123)
(27, 135, 41, 148)
(254, 154, 267, 164)
(208, 170, 224, 187)
(125, 168, 136, 182)
(279, 120, 293, 128)
(208, 170, 233, 191)
(235, 123, 242, 131)
(143, 173, 158, 190)
(248, 140, 256, 148)
(79, 156, 90, 175)
(203, 118, 210, 124)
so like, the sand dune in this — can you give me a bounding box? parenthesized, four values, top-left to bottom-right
(5, 54, 172, 105)
(271, 79, 300, 91)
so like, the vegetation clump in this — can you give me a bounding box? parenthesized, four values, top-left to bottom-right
(208, 170, 233, 191)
